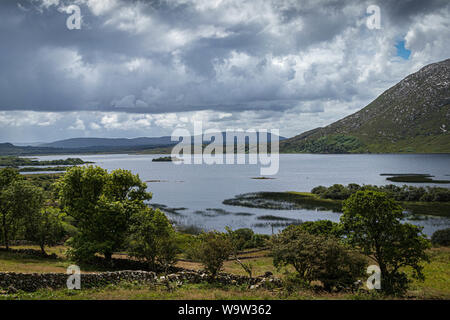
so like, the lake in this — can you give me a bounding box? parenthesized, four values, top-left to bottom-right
(32, 153, 450, 236)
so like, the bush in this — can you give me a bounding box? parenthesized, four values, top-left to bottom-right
(191, 231, 234, 279)
(128, 208, 179, 271)
(281, 272, 309, 294)
(271, 227, 366, 292)
(431, 228, 450, 247)
(311, 186, 327, 195)
(226, 228, 269, 251)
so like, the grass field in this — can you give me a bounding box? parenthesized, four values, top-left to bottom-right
(0, 245, 448, 300)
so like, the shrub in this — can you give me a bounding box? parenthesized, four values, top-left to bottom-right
(191, 231, 233, 279)
(226, 228, 269, 251)
(226, 227, 254, 251)
(271, 227, 366, 292)
(431, 228, 450, 247)
(311, 186, 327, 195)
(128, 208, 179, 271)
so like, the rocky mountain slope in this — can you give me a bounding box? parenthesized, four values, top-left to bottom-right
(281, 59, 450, 153)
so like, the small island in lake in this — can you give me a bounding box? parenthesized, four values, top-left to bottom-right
(380, 173, 450, 184)
(251, 177, 275, 180)
(152, 156, 183, 162)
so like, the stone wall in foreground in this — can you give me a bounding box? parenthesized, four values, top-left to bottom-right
(0, 269, 281, 293)
(0, 270, 157, 293)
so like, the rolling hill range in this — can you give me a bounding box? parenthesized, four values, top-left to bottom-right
(280, 58, 450, 153)
(38, 133, 285, 149)
(39, 137, 175, 149)
(0, 133, 285, 156)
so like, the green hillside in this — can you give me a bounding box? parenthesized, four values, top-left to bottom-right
(281, 59, 450, 153)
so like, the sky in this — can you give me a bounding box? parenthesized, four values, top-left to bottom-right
(0, 0, 449, 143)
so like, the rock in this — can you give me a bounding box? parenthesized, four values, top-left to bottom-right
(264, 271, 273, 277)
(7, 286, 18, 294)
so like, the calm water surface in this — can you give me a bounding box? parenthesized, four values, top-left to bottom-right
(33, 154, 450, 236)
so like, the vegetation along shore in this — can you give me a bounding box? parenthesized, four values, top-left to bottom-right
(223, 184, 450, 217)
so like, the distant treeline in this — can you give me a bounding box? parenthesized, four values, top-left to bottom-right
(19, 166, 72, 172)
(311, 183, 450, 202)
(0, 156, 89, 167)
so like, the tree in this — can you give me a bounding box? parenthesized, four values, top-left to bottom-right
(0, 168, 22, 249)
(0, 175, 43, 250)
(225, 227, 256, 280)
(57, 166, 152, 262)
(431, 228, 450, 247)
(128, 208, 179, 271)
(341, 190, 430, 295)
(226, 227, 254, 252)
(271, 226, 366, 291)
(191, 231, 233, 280)
(298, 220, 342, 238)
(24, 207, 66, 254)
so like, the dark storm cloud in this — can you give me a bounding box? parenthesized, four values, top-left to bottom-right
(0, 0, 449, 118)
(381, 0, 450, 24)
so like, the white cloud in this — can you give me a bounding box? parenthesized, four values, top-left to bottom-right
(1, 0, 449, 142)
(68, 118, 86, 130)
(84, 0, 118, 16)
(0, 111, 62, 127)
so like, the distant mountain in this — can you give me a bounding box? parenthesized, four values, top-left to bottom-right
(0, 142, 175, 156)
(39, 133, 285, 149)
(13, 142, 46, 147)
(39, 137, 175, 149)
(0, 133, 286, 156)
(281, 59, 450, 153)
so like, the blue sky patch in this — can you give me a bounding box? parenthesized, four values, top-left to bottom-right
(395, 40, 411, 60)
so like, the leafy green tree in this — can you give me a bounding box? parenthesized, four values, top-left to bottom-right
(191, 231, 233, 280)
(128, 208, 179, 271)
(323, 184, 352, 200)
(0, 168, 22, 249)
(226, 227, 254, 252)
(0, 168, 22, 187)
(0, 173, 43, 250)
(271, 227, 366, 291)
(298, 220, 342, 238)
(24, 207, 66, 254)
(341, 190, 430, 295)
(226, 227, 269, 252)
(57, 166, 152, 262)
